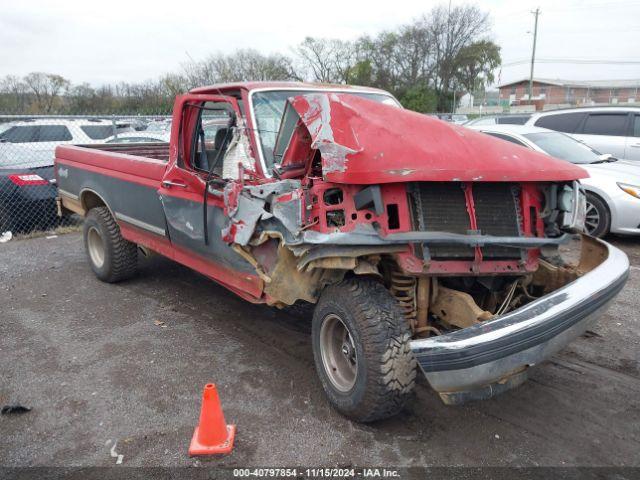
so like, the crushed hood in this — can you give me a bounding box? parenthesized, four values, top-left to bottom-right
(289, 93, 588, 184)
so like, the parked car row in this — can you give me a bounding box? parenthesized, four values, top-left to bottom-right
(0, 117, 171, 233)
(464, 106, 640, 161)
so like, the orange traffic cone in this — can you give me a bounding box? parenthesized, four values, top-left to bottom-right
(189, 383, 236, 456)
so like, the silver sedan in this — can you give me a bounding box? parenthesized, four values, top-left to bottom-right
(467, 124, 640, 237)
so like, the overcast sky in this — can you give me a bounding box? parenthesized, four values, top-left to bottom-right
(1, 0, 639, 87)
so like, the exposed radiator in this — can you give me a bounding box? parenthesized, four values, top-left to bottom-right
(410, 182, 522, 261)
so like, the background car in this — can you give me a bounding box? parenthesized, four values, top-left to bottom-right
(431, 113, 469, 124)
(464, 114, 532, 126)
(468, 124, 640, 237)
(143, 119, 172, 133)
(105, 132, 170, 143)
(0, 119, 129, 233)
(524, 106, 640, 161)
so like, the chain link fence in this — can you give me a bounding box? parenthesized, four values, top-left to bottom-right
(0, 114, 171, 236)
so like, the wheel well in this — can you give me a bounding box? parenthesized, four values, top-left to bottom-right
(80, 190, 110, 216)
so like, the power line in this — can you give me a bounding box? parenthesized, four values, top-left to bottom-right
(502, 58, 640, 67)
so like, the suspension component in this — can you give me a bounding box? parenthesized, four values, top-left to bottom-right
(389, 269, 417, 331)
(416, 277, 431, 334)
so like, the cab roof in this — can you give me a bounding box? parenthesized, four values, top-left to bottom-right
(189, 81, 389, 95)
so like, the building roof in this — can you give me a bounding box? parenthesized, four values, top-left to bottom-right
(498, 77, 640, 89)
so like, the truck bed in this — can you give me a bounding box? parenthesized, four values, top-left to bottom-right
(55, 144, 169, 238)
(78, 142, 170, 163)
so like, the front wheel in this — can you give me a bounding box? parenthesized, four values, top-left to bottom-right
(312, 278, 416, 422)
(585, 193, 611, 238)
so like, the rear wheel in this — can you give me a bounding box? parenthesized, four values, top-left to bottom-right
(83, 207, 138, 282)
(312, 278, 416, 422)
(585, 193, 610, 238)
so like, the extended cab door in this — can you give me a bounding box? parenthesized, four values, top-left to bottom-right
(158, 94, 262, 297)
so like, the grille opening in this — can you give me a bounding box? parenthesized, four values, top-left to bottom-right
(410, 182, 523, 261)
(326, 209, 345, 227)
(323, 188, 343, 206)
(411, 182, 474, 260)
(387, 204, 400, 230)
(530, 206, 538, 236)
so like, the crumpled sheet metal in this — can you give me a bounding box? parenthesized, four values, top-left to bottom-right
(289, 93, 361, 174)
(222, 179, 302, 246)
(289, 92, 588, 184)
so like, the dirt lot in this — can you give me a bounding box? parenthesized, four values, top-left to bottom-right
(1, 232, 639, 467)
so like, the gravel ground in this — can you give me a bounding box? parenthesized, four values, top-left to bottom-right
(1, 232, 639, 467)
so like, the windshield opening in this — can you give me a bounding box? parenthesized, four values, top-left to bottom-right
(252, 90, 399, 171)
(523, 132, 602, 164)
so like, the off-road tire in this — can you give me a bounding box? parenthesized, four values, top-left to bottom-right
(312, 278, 417, 422)
(83, 206, 138, 283)
(585, 192, 610, 238)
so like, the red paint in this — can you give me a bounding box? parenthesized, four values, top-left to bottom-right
(290, 93, 588, 184)
(55, 82, 586, 304)
(119, 222, 263, 302)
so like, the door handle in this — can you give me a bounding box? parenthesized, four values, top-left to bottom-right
(631, 143, 640, 148)
(162, 180, 187, 188)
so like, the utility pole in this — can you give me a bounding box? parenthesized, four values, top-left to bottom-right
(529, 8, 540, 101)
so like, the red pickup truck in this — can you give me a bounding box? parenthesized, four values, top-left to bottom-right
(55, 82, 629, 422)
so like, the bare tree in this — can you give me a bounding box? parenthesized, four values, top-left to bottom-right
(0, 75, 30, 113)
(295, 37, 355, 83)
(23, 72, 70, 113)
(182, 49, 299, 87)
(427, 5, 491, 108)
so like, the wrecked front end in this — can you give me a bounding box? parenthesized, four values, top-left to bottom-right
(223, 92, 629, 403)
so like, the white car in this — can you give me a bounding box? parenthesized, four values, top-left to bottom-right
(468, 124, 640, 237)
(105, 131, 170, 144)
(524, 106, 640, 162)
(0, 119, 126, 169)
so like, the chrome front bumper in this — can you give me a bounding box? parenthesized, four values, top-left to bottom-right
(410, 236, 629, 405)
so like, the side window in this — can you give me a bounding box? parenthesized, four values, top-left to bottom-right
(0, 126, 39, 143)
(534, 112, 586, 133)
(581, 114, 628, 136)
(272, 102, 301, 167)
(37, 125, 72, 142)
(81, 125, 115, 140)
(484, 132, 528, 147)
(634, 115, 640, 137)
(191, 101, 235, 175)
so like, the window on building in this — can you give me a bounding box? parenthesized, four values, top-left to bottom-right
(510, 86, 516, 94)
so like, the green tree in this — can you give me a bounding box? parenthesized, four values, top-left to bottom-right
(398, 85, 438, 112)
(454, 40, 501, 102)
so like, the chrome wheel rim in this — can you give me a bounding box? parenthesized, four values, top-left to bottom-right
(585, 201, 600, 234)
(87, 226, 105, 268)
(319, 314, 358, 392)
